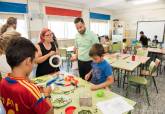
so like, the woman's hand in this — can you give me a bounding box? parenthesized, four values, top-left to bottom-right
(48, 51, 56, 57)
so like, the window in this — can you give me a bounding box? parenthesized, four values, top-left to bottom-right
(90, 19, 109, 36)
(0, 13, 28, 38)
(48, 16, 77, 39)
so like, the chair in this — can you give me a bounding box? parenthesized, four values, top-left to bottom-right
(59, 48, 67, 66)
(126, 75, 150, 106)
(136, 48, 148, 57)
(125, 61, 157, 106)
(141, 60, 159, 93)
(161, 55, 165, 73)
(111, 42, 122, 53)
(155, 58, 161, 75)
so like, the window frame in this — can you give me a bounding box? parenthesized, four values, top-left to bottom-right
(90, 19, 110, 36)
(0, 12, 29, 38)
(47, 15, 77, 40)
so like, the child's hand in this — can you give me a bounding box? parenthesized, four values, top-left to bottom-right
(85, 73, 91, 81)
(43, 86, 52, 96)
(91, 84, 98, 91)
(70, 54, 77, 61)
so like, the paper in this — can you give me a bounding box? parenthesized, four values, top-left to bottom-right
(96, 97, 134, 114)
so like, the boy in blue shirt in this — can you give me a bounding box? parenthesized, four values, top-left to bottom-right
(85, 43, 114, 90)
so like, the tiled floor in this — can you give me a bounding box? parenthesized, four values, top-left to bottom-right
(112, 73, 165, 114)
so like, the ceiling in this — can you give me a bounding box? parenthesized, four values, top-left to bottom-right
(44, 0, 165, 11)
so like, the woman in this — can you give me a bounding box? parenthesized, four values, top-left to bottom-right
(35, 28, 60, 77)
(0, 31, 21, 77)
(0, 17, 17, 35)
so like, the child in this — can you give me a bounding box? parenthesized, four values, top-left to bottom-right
(0, 31, 21, 77)
(85, 43, 114, 90)
(152, 35, 159, 45)
(0, 37, 54, 114)
(122, 38, 128, 53)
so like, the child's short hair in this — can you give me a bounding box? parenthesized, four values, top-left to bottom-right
(6, 37, 37, 69)
(123, 38, 127, 43)
(89, 43, 105, 57)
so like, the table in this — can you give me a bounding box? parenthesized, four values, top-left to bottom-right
(125, 55, 150, 64)
(111, 59, 141, 72)
(104, 53, 130, 64)
(104, 53, 130, 59)
(147, 48, 165, 54)
(33, 75, 136, 114)
(111, 59, 141, 87)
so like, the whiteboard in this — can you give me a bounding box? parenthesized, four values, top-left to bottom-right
(137, 21, 165, 42)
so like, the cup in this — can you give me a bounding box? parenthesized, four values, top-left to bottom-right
(132, 55, 135, 61)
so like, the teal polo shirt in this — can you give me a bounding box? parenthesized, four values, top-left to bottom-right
(75, 30, 99, 61)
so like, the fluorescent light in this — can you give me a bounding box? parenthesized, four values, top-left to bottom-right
(133, 0, 158, 5)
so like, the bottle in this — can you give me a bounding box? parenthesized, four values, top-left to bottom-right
(132, 54, 135, 61)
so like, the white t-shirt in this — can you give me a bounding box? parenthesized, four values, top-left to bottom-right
(0, 54, 11, 77)
(6, 27, 16, 32)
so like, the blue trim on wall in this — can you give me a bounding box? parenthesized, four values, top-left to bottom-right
(90, 12, 110, 20)
(0, 1, 28, 13)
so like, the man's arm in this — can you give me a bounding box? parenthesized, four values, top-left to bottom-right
(71, 38, 78, 61)
(91, 32, 99, 44)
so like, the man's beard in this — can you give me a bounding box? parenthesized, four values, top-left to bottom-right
(79, 28, 86, 35)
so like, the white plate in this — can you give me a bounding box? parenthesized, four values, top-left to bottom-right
(51, 95, 71, 108)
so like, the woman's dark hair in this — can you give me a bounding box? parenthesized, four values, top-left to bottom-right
(74, 17, 84, 24)
(52, 32, 59, 48)
(0, 17, 17, 34)
(89, 43, 105, 57)
(6, 37, 37, 69)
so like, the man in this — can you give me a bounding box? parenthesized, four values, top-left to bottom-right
(72, 17, 99, 79)
(139, 31, 148, 47)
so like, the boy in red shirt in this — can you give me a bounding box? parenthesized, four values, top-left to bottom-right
(0, 37, 54, 114)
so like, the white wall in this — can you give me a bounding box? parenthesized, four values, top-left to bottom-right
(0, 0, 112, 46)
(112, 4, 165, 40)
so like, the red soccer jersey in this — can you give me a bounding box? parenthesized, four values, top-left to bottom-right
(0, 75, 51, 114)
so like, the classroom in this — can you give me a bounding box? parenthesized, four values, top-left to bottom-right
(0, 0, 165, 114)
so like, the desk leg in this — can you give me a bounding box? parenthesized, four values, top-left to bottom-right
(117, 69, 120, 87)
(128, 111, 132, 114)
